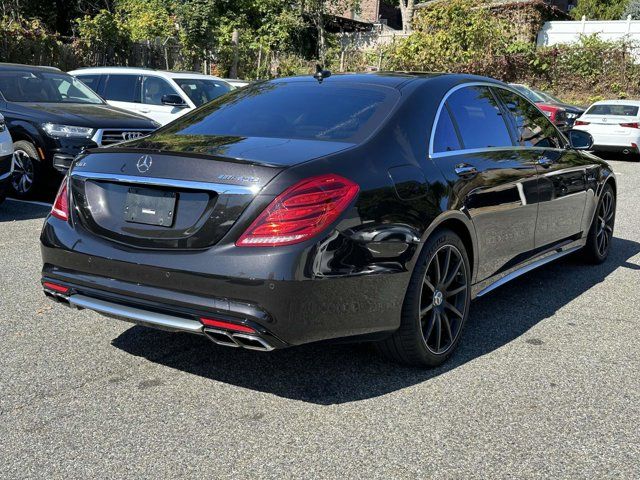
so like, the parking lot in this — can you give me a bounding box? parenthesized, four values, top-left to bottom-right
(0, 159, 638, 478)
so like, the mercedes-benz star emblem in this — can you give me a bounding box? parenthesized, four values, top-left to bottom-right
(136, 155, 153, 173)
(433, 290, 444, 307)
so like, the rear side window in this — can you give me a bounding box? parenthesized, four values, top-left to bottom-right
(495, 88, 563, 149)
(446, 86, 513, 149)
(158, 82, 400, 143)
(433, 106, 461, 153)
(76, 74, 102, 94)
(586, 104, 639, 116)
(103, 74, 139, 102)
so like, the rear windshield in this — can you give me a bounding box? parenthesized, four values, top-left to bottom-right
(157, 81, 400, 142)
(174, 78, 232, 107)
(586, 104, 639, 116)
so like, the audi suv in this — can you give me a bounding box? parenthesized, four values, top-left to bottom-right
(0, 63, 159, 198)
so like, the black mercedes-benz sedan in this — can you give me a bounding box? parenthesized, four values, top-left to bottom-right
(40, 73, 617, 366)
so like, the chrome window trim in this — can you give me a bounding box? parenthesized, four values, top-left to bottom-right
(429, 82, 568, 159)
(69, 171, 260, 195)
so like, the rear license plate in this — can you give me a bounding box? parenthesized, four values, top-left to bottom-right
(124, 187, 176, 227)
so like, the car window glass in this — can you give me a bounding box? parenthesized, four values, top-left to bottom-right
(495, 88, 563, 149)
(174, 78, 231, 107)
(586, 104, 639, 116)
(433, 106, 461, 153)
(142, 76, 180, 105)
(0, 70, 102, 104)
(158, 82, 399, 143)
(103, 75, 139, 102)
(446, 86, 513, 149)
(77, 74, 101, 93)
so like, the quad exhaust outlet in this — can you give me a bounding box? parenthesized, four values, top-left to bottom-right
(203, 328, 275, 352)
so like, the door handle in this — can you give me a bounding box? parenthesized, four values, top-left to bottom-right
(454, 164, 478, 178)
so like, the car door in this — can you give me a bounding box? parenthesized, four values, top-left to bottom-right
(430, 85, 540, 282)
(139, 75, 191, 125)
(495, 87, 588, 249)
(101, 74, 142, 114)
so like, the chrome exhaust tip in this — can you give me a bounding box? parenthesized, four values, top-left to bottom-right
(203, 328, 274, 351)
(203, 328, 240, 348)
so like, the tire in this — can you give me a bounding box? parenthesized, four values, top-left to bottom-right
(582, 183, 616, 264)
(376, 228, 471, 367)
(11, 141, 43, 199)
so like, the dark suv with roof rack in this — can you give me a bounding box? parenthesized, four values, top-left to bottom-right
(0, 63, 159, 198)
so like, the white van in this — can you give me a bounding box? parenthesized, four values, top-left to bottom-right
(68, 67, 233, 125)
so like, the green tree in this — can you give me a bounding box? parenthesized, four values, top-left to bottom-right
(622, 0, 640, 19)
(116, 0, 174, 41)
(571, 0, 629, 20)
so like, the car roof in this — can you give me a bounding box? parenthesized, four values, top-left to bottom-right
(589, 99, 640, 107)
(0, 62, 62, 73)
(68, 66, 224, 80)
(269, 72, 506, 91)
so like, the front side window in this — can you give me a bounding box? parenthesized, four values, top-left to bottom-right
(103, 74, 140, 103)
(433, 106, 461, 153)
(0, 70, 103, 104)
(174, 78, 232, 107)
(142, 76, 181, 106)
(495, 88, 563, 149)
(446, 86, 513, 149)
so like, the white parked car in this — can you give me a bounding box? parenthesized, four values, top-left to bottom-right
(0, 113, 14, 204)
(573, 100, 640, 156)
(68, 67, 233, 125)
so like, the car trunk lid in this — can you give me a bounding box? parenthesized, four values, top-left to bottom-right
(68, 136, 354, 249)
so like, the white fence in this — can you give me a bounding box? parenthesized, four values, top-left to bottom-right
(537, 17, 640, 47)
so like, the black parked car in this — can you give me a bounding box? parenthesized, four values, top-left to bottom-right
(0, 63, 159, 198)
(40, 73, 616, 367)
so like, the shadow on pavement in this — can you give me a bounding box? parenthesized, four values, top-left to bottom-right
(0, 199, 50, 222)
(112, 237, 640, 405)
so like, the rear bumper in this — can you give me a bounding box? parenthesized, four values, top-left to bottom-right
(40, 220, 409, 346)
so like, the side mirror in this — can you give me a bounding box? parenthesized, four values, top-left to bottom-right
(567, 129, 594, 151)
(161, 94, 187, 107)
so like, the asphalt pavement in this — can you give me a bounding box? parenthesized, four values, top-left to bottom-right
(0, 160, 638, 479)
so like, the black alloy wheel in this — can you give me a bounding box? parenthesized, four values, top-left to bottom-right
(583, 183, 616, 264)
(595, 189, 615, 257)
(11, 149, 34, 196)
(377, 228, 471, 367)
(11, 141, 42, 199)
(420, 244, 468, 354)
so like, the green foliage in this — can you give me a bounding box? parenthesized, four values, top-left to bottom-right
(622, 0, 640, 19)
(570, 0, 629, 20)
(384, 0, 513, 71)
(116, 0, 174, 41)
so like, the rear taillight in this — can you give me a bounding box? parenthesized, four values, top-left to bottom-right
(574, 120, 590, 126)
(236, 173, 359, 247)
(620, 122, 640, 129)
(51, 180, 69, 221)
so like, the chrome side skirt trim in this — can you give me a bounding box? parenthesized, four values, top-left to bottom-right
(475, 245, 582, 298)
(70, 171, 259, 195)
(68, 294, 204, 334)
